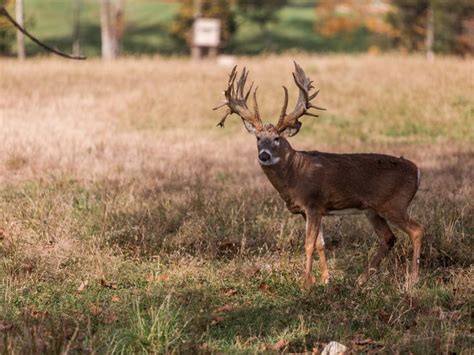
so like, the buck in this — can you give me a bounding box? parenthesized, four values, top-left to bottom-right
(214, 63, 423, 288)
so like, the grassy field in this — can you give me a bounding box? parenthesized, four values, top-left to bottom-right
(9, 0, 373, 57)
(0, 54, 473, 353)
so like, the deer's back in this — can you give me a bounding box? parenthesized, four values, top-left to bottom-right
(295, 151, 420, 212)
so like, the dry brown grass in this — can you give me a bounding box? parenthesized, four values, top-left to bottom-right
(1, 54, 472, 184)
(0, 54, 473, 353)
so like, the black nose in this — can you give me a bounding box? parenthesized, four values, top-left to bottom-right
(259, 151, 270, 162)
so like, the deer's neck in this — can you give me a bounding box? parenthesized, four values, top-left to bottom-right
(260, 146, 303, 214)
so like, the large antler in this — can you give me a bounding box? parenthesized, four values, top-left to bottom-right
(275, 62, 324, 134)
(213, 66, 263, 132)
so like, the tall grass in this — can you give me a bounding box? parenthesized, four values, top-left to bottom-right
(110, 296, 190, 354)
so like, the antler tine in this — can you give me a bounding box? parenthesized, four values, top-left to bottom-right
(216, 108, 231, 127)
(245, 81, 254, 102)
(214, 66, 263, 130)
(277, 86, 289, 128)
(237, 67, 249, 98)
(275, 62, 325, 133)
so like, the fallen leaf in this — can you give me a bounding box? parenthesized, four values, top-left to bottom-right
(259, 281, 271, 293)
(272, 339, 289, 351)
(90, 304, 102, 316)
(103, 313, 118, 324)
(0, 228, 5, 240)
(211, 315, 224, 325)
(23, 308, 48, 320)
(312, 342, 327, 354)
(223, 288, 237, 297)
(159, 274, 170, 282)
(243, 265, 261, 277)
(0, 322, 13, 332)
(146, 274, 169, 283)
(199, 343, 209, 351)
(111, 295, 121, 303)
(77, 280, 88, 292)
(100, 279, 117, 289)
(216, 304, 234, 313)
(353, 337, 373, 346)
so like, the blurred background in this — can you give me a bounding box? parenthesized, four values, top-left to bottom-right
(1, 0, 473, 59)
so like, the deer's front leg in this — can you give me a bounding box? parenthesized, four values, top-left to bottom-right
(304, 212, 326, 288)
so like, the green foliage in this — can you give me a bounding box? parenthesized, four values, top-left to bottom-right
(238, 0, 287, 30)
(432, 0, 474, 54)
(388, 0, 474, 54)
(0, 0, 14, 55)
(169, 0, 237, 48)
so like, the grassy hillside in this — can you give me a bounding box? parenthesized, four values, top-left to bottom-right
(0, 54, 473, 353)
(9, 0, 374, 57)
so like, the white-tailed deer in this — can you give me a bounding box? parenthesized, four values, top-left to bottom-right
(214, 63, 423, 288)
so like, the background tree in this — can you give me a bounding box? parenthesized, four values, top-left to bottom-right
(237, 0, 286, 32)
(237, 0, 286, 50)
(0, 0, 15, 55)
(315, 0, 397, 48)
(72, 0, 81, 57)
(15, 0, 25, 58)
(388, 0, 474, 55)
(170, 0, 236, 51)
(100, 0, 125, 60)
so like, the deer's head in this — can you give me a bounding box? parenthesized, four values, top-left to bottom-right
(214, 62, 324, 166)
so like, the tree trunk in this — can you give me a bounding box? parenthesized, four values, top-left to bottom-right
(15, 0, 25, 59)
(100, 0, 113, 59)
(72, 0, 81, 57)
(112, 0, 125, 56)
(426, 4, 434, 61)
(100, 0, 125, 60)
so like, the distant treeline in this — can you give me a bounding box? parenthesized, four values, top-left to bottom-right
(0, 0, 472, 58)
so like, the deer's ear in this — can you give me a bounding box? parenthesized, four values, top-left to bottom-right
(280, 122, 301, 137)
(242, 119, 259, 135)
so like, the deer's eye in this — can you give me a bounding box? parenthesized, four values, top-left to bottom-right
(274, 137, 280, 144)
(256, 137, 261, 142)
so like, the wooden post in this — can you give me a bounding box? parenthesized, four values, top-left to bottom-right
(208, 46, 217, 58)
(15, 0, 25, 59)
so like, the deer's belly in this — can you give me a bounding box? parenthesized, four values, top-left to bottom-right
(326, 208, 366, 216)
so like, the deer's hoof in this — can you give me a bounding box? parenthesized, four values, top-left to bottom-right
(303, 275, 316, 289)
(320, 273, 330, 285)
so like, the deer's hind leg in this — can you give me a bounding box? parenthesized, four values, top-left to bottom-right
(383, 211, 423, 286)
(357, 211, 397, 285)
